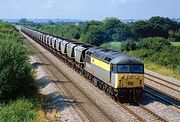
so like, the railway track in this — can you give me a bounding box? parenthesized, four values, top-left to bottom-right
(41, 58, 99, 122)
(144, 89, 180, 110)
(20, 29, 178, 122)
(138, 104, 167, 122)
(145, 73, 180, 102)
(145, 73, 180, 92)
(121, 102, 167, 122)
(23, 32, 113, 122)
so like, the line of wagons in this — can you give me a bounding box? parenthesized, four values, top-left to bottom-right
(21, 26, 145, 100)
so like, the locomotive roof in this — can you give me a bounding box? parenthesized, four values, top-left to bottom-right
(110, 55, 143, 65)
(89, 47, 143, 65)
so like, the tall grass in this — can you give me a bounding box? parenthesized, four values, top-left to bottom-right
(0, 98, 40, 122)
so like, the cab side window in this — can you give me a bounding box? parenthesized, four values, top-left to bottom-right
(112, 65, 117, 73)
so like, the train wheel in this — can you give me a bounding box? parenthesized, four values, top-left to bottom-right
(94, 78, 98, 87)
(98, 81, 103, 90)
(102, 84, 108, 91)
(106, 87, 114, 97)
(84, 71, 88, 78)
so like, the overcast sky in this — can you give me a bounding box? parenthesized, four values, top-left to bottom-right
(0, 0, 179, 20)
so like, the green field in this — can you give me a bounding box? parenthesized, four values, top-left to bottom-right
(101, 41, 122, 51)
(171, 42, 180, 46)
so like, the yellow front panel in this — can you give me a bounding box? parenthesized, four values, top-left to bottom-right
(115, 74, 119, 89)
(117, 74, 144, 88)
(91, 57, 110, 71)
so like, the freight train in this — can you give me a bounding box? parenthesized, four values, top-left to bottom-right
(21, 26, 144, 101)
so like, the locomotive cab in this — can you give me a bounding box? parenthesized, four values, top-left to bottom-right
(111, 64, 144, 89)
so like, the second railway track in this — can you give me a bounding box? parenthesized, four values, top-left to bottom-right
(144, 89, 180, 110)
(145, 72, 180, 102)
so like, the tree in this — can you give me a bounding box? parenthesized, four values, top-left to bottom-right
(102, 17, 132, 41)
(80, 25, 108, 46)
(149, 16, 179, 31)
(47, 20, 55, 25)
(81, 20, 102, 34)
(131, 16, 179, 38)
(131, 20, 153, 38)
(148, 16, 179, 38)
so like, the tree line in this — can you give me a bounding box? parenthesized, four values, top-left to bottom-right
(19, 16, 180, 78)
(19, 16, 180, 46)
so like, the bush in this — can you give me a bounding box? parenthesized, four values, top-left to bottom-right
(137, 37, 172, 51)
(121, 39, 137, 51)
(0, 98, 39, 122)
(125, 37, 180, 73)
(0, 23, 36, 101)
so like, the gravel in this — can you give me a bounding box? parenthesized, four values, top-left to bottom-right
(141, 93, 180, 122)
(29, 56, 84, 122)
(125, 104, 159, 122)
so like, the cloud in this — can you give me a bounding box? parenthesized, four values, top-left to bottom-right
(110, 0, 129, 5)
(41, 0, 57, 9)
(58, 0, 90, 11)
(110, 0, 145, 5)
(12, 0, 25, 9)
(15, 5, 21, 8)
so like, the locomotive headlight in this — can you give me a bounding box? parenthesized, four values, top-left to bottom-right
(135, 76, 139, 79)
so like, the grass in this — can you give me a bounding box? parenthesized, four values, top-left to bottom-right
(171, 42, 180, 46)
(101, 41, 122, 51)
(0, 98, 38, 122)
(144, 61, 180, 80)
(0, 98, 48, 122)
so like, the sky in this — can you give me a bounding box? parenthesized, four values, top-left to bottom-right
(0, 0, 179, 20)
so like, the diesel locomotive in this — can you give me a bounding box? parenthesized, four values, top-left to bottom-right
(21, 26, 144, 100)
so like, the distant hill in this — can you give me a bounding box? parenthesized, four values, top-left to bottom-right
(172, 18, 180, 22)
(1, 18, 180, 23)
(1, 19, 85, 23)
